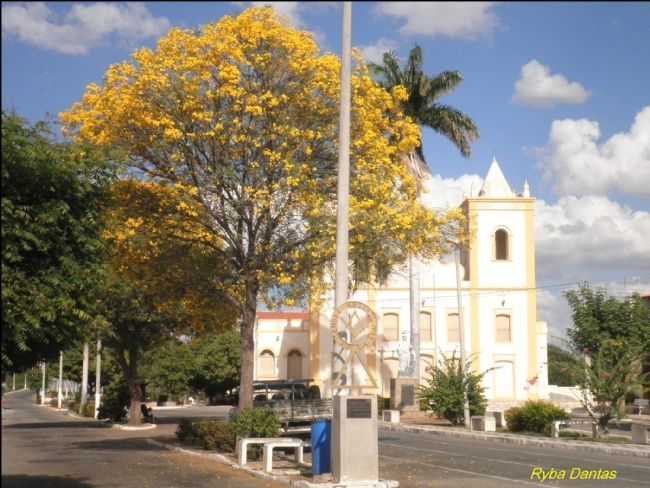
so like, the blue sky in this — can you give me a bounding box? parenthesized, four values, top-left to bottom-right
(2, 2, 649, 337)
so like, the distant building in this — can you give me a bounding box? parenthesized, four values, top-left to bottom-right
(253, 159, 549, 407)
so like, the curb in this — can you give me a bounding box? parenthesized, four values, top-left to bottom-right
(113, 423, 157, 431)
(379, 422, 650, 458)
(145, 439, 295, 486)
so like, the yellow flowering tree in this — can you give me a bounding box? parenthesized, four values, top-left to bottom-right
(62, 7, 459, 408)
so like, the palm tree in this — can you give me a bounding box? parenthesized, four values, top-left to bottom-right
(369, 45, 479, 177)
(369, 45, 479, 385)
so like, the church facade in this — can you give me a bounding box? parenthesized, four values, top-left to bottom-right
(253, 159, 549, 407)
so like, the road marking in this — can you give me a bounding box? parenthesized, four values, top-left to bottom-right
(380, 443, 650, 486)
(379, 454, 548, 487)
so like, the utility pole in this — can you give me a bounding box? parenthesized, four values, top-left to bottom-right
(408, 256, 421, 383)
(24, 372, 27, 390)
(80, 342, 89, 412)
(95, 339, 102, 418)
(12, 372, 16, 391)
(454, 244, 471, 429)
(58, 351, 63, 409)
(333, 0, 352, 390)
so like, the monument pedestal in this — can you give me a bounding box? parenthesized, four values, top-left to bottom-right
(332, 395, 378, 483)
(390, 378, 419, 412)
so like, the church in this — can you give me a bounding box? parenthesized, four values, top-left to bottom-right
(253, 159, 549, 407)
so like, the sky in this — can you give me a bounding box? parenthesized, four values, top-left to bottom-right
(2, 2, 649, 341)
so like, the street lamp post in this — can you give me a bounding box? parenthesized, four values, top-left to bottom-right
(454, 243, 471, 429)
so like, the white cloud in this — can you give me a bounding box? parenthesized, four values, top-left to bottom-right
(233, 2, 337, 29)
(357, 38, 398, 65)
(513, 60, 590, 108)
(375, 2, 498, 40)
(420, 173, 484, 209)
(1, 2, 170, 55)
(535, 195, 650, 281)
(536, 106, 650, 198)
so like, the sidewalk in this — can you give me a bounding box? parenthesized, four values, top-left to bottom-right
(379, 421, 650, 458)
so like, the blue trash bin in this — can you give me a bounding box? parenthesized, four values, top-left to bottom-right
(311, 419, 331, 475)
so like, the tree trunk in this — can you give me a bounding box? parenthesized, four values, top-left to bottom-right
(238, 278, 258, 410)
(127, 376, 143, 426)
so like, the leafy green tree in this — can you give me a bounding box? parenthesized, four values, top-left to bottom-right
(417, 352, 488, 425)
(143, 340, 197, 402)
(369, 45, 479, 176)
(192, 330, 241, 402)
(547, 344, 581, 386)
(564, 283, 650, 355)
(564, 283, 650, 423)
(1, 112, 114, 371)
(570, 340, 648, 434)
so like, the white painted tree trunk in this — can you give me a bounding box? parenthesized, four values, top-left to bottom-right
(58, 351, 63, 409)
(80, 342, 89, 412)
(94, 339, 102, 418)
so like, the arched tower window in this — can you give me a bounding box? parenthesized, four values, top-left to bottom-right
(258, 350, 275, 378)
(287, 349, 303, 379)
(495, 228, 509, 260)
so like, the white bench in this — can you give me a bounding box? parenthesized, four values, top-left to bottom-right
(382, 410, 400, 423)
(633, 399, 649, 415)
(551, 419, 599, 438)
(471, 415, 496, 432)
(631, 422, 649, 445)
(263, 438, 304, 473)
(237, 437, 304, 472)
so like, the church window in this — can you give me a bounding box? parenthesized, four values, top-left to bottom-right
(258, 350, 275, 378)
(382, 313, 399, 342)
(287, 349, 303, 379)
(446, 313, 460, 343)
(495, 314, 512, 343)
(420, 311, 433, 342)
(495, 228, 509, 260)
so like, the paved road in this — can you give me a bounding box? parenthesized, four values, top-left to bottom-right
(1, 390, 281, 488)
(3, 391, 649, 487)
(378, 429, 650, 487)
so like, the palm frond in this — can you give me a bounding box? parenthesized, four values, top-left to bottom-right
(425, 71, 464, 102)
(421, 104, 480, 158)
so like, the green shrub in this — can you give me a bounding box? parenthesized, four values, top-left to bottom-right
(81, 403, 96, 418)
(97, 378, 130, 422)
(417, 352, 488, 425)
(230, 407, 280, 439)
(195, 421, 236, 451)
(176, 419, 196, 443)
(505, 400, 569, 434)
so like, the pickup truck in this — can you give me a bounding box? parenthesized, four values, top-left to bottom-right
(251, 379, 332, 433)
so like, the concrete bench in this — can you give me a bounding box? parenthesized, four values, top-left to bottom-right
(471, 415, 496, 432)
(263, 438, 304, 473)
(631, 422, 649, 445)
(486, 410, 506, 428)
(237, 437, 303, 470)
(633, 399, 649, 415)
(382, 410, 400, 423)
(551, 419, 599, 438)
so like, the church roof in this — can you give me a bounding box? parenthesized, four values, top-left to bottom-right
(479, 157, 514, 198)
